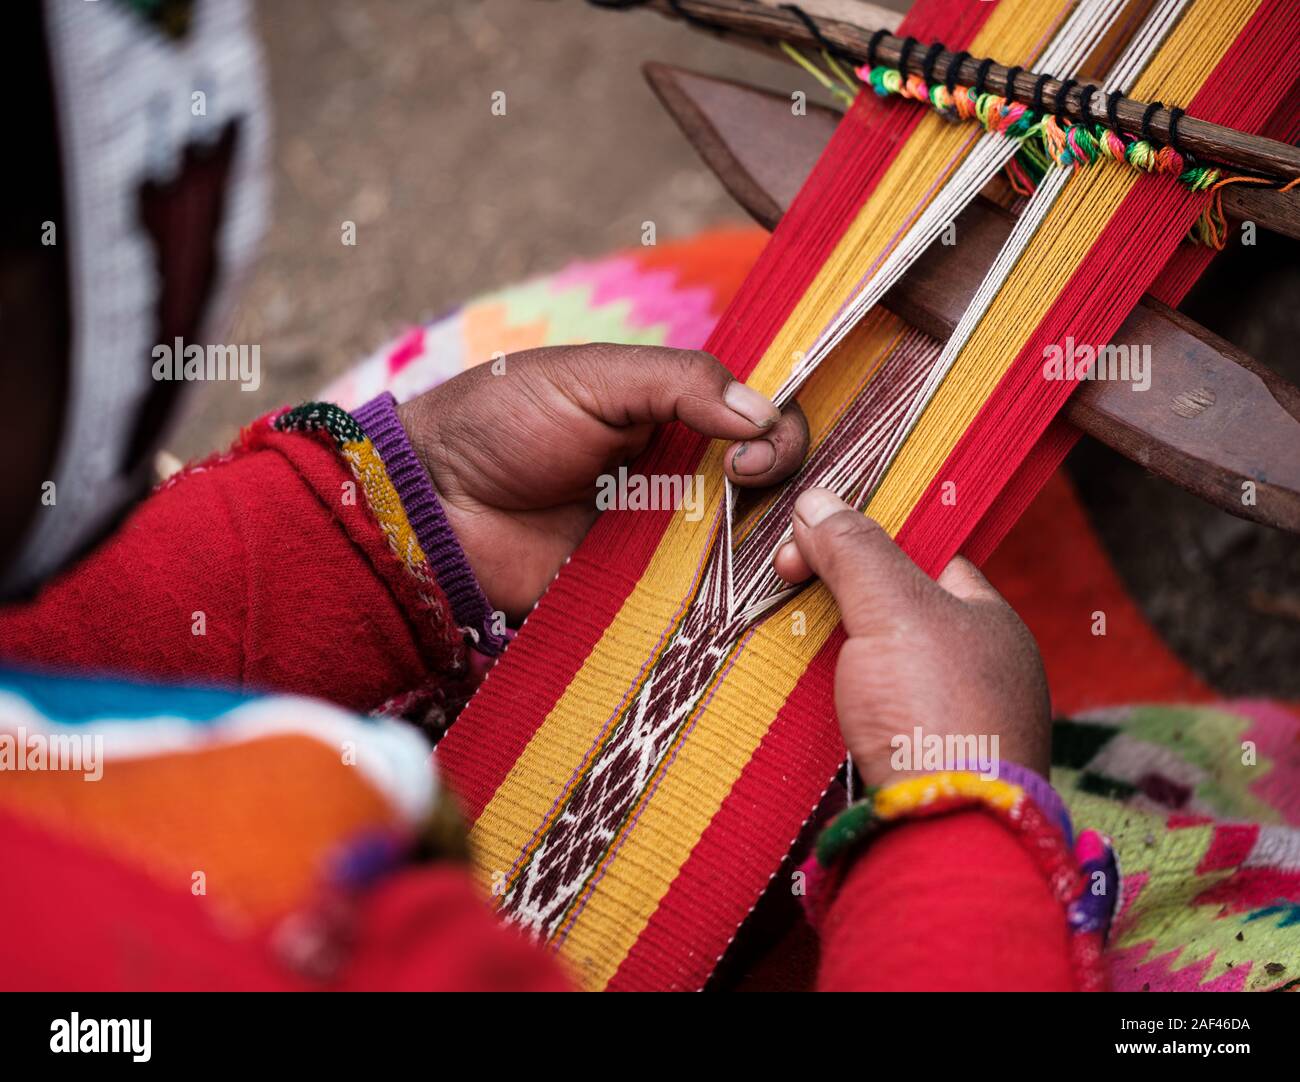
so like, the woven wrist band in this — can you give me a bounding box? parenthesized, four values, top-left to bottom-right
(808, 770, 1119, 991)
(353, 392, 506, 655)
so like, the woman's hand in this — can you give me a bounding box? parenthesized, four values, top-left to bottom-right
(775, 487, 1051, 787)
(397, 344, 808, 622)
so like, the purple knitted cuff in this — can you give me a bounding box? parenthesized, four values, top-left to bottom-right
(995, 761, 1073, 844)
(352, 392, 505, 655)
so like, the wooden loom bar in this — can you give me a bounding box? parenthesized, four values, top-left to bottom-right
(619, 0, 1300, 183)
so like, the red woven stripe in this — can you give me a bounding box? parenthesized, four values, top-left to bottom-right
(961, 417, 1078, 568)
(437, 0, 996, 828)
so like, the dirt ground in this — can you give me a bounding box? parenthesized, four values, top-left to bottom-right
(185, 0, 824, 454)
(186, 0, 1298, 696)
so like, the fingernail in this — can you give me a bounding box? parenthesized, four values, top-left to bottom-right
(731, 439, 776, 476)
(794, 487, 848, 528)
(774, 540, 798, 567)
(724, 380, 780, 429)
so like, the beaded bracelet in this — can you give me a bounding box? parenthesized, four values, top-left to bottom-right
(804, 770, 1120, 991)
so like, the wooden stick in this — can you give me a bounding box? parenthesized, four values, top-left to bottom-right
(614, 0, 1300, 182)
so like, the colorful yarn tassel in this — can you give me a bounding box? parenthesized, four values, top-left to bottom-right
(850, 57, 1290, 248)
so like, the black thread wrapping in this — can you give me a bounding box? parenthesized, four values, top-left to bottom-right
(1079, 84, 1099, 127)
(867, 27, 889, 70)
(584, 0, 1207, 164)
(945, 49, 971, 92)
(1032, 72, 1053, 114)
(1002, 65, 1023, 99)
(781, 3, 854, 63)
(921, 41, 946, 85)
(897, 35, 919, 78)
(1055, 77, 1078, 123)
(1141, 100, 1164, 144)
(1106, 89, 1123, 132)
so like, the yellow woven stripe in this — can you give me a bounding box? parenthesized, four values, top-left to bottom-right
(865, 0, 1258, 534)
(746, 0, 1078, 400)
(467, 449, 729, 890)
(340, 438, 429, 577)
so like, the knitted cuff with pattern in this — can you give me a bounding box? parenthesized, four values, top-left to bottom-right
(353, 392, 506, 656)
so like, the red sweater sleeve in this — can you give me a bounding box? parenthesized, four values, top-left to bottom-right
(0, 427, 466, 713)
(816, 810, 1081, 991)
(337, 867, 573, 992)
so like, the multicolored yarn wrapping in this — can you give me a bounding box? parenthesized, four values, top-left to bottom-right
(802, 770, 1119, 991)
(851, 58, 1299, 246)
